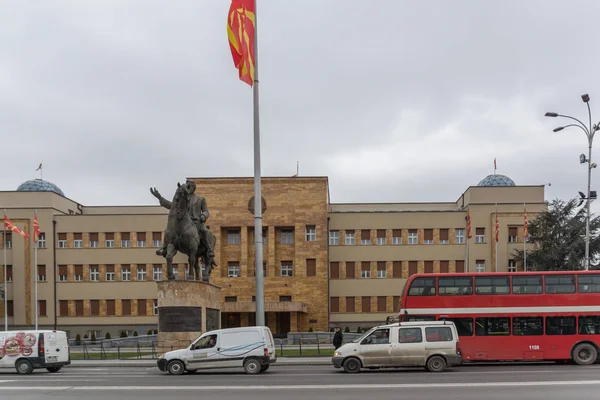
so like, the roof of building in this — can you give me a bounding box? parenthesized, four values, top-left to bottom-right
(477, 174, 515, 187)
(16, 179, 65, 197)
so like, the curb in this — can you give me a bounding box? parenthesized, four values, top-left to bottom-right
(66, 358, 332, 368)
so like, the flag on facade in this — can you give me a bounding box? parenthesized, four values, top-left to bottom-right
(495, 211, 499, 242)
(227, 0, 256, 86)
(524, 205, 529, 239)
(4, 215, 29, 238)
(33, 212, 41, 242)
(467, 212, 472, 239)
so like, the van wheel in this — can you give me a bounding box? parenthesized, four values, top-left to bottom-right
(572, 343, 598, 365)
(426, 356, 447, 372)
(16, 359, 33, 375)
(260, 364, 270, 373)
(342, 357, 362, 373)
(167, 360, 185, 375)
(46, 367, 62, 373)
(243, 359, 261, 375)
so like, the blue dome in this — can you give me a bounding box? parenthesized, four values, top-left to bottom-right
(477, 174, 515, 187)
(17, 179, 65, 197)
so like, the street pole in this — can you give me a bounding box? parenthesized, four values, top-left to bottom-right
(546, 94, 599, 270)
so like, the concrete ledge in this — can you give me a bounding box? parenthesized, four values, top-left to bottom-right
(66, 357, 332, 368)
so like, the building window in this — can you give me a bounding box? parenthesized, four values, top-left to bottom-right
(475, 228, 485, 243)
(455, 228, 465, 244)
(508, 259, 517, 272)
(58, 233, 66, 248)
(330, 297, 339, 313)
(75, 300, 84, 317)
(508, 227, 518, 243)
(227, 263, 241, 278)
(153, 265, 162, 281)
(172, 265, 179, 280)
(329, 230, 339, 245)
(377, 262, 386, 278)
(137, 232, 146, 247)
(306, 259, 316, 277)
(137, 299, 147, 316)
(360, 230, 370, 245)
(408, 230, 418, 244)
(423, 229, 433, 244)
(90, 265, 99, 281)
(105, 233, 115, 248)
(376, 230, 386, 245)
(227, 229, 241, 245)
(392, 229, 402, 245)
(121, 265, 131, 281)
(4, 232, 12, 249)
(106, 265, 115, 281)
(105, 300, 115, 316)
(279, 295, 292, 302)
(439, 229, 449, 244)
(345, 230, 355, 245)
(280, 261, 293, 277)
(280, 228, 294, 244)
(37, 232, 46, 248)
(152, 232, 162, 248)
(225, 296, 237, 303)
(362, 296, 371, 313)
(74, 233, 83, 248)
(91, 300, 100, 316)
(305, 225, 316, 242)
(137, 265, 147, 281)
(475, 260, 485, 273)
(38, 300, 47, 317)
(37, 265, 46, 281)
(361, 262, 371, 278)
(58, 265, 67, 282)
(89, 233, 99, 248)
(59, 300, 68, 317)
(153, 300, 158, 315)
(74, 265, 83, 281)
(121, 233, 131, 248)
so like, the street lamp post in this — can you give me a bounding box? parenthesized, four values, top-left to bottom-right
(546, 94, 600, 270)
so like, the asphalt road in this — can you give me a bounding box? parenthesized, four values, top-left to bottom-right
(1, 363, 600, 399)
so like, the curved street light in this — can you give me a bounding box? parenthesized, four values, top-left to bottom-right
(546, 94, 600, 270)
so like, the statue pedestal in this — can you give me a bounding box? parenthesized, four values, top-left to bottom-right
(156, 280, 221, 354)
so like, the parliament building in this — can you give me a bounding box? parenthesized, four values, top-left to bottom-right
(0, 174, 546, 338)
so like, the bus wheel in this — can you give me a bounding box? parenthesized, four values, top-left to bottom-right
(572, 343, 598, 365)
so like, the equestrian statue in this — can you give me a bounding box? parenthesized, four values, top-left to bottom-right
(150, 180, 217, 282)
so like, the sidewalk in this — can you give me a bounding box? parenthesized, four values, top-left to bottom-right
(67, 356, 332, 368)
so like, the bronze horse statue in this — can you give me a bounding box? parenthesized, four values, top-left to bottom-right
(162, 182, 217, 282)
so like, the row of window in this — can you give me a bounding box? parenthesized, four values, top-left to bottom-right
(58, 299, 158, 317)
(328, 227, 528, 246)
(224, 259, 317, 278)
(362, 326, 454, 345)
(407, 274, 600, 296)
(408, 315, 600, 336)
(330, 296, 401, 314)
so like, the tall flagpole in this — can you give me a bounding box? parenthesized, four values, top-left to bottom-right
(465, 214, 469, 272)
(34, 210, 39, 330)
(495, 203, 499, 273)
(252, 0, 265, 327)
(3, 209, 7, 331)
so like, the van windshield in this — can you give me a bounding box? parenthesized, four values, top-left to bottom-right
(352, 329, 375, 343)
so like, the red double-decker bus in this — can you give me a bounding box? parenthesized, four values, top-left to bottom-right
(396, 270, 600, 365)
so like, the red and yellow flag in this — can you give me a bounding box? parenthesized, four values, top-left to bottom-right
(495, 212, 499, 242)
(33, 212, 41, 242)
(4, 215, 29, 238)
(466, 212, 472, 239)
(227, 0, 256, 86)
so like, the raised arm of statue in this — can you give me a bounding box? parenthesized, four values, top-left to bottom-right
(150, 187, 172, 209)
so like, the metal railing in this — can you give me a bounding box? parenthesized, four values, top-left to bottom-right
(68, 332, 364, 360)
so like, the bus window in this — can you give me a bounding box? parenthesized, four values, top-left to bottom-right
(407, 315, 436, 322)
(546, 316, 576, 335)
(407, 277, 436, 296)
(438, 276, 473, 296)
(475, 317, 510, 336)
(578, 274, 600, 293)
(512, 317, 543, 336)
(578, 316, 600, 334)
(475, 276, 510, 295)
(545, 275, 576, 294)
(444, 317, 473, 336)
(512, 275, 542, 294)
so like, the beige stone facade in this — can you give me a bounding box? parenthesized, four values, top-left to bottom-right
(0, 174, 547, 337)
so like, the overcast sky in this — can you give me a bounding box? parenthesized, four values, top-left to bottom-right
(1, 0, 599, 214)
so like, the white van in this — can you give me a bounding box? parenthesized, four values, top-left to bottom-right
(0, 330, 71, 374)
(332, 321, 462, 373)
(157, 326, 277, 375)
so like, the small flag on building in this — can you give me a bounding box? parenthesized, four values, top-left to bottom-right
(495, 212, 499, 242)
(467, 212, 472, 239)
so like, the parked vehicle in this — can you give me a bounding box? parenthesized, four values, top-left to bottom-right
(157, 326, 277, 375)
(332, 320, 462, 373)
(0, 330, 71, 374)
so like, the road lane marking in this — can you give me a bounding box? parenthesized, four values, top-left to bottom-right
(3, 380, 600, 390)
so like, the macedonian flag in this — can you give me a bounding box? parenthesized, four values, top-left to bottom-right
(227, 0, 256, 86)
(4, 215, 29, 239)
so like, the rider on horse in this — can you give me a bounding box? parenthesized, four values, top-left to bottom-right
(150, 180, 216, 265)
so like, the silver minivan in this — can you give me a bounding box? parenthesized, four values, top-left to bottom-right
(332, 321, 462, 373)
